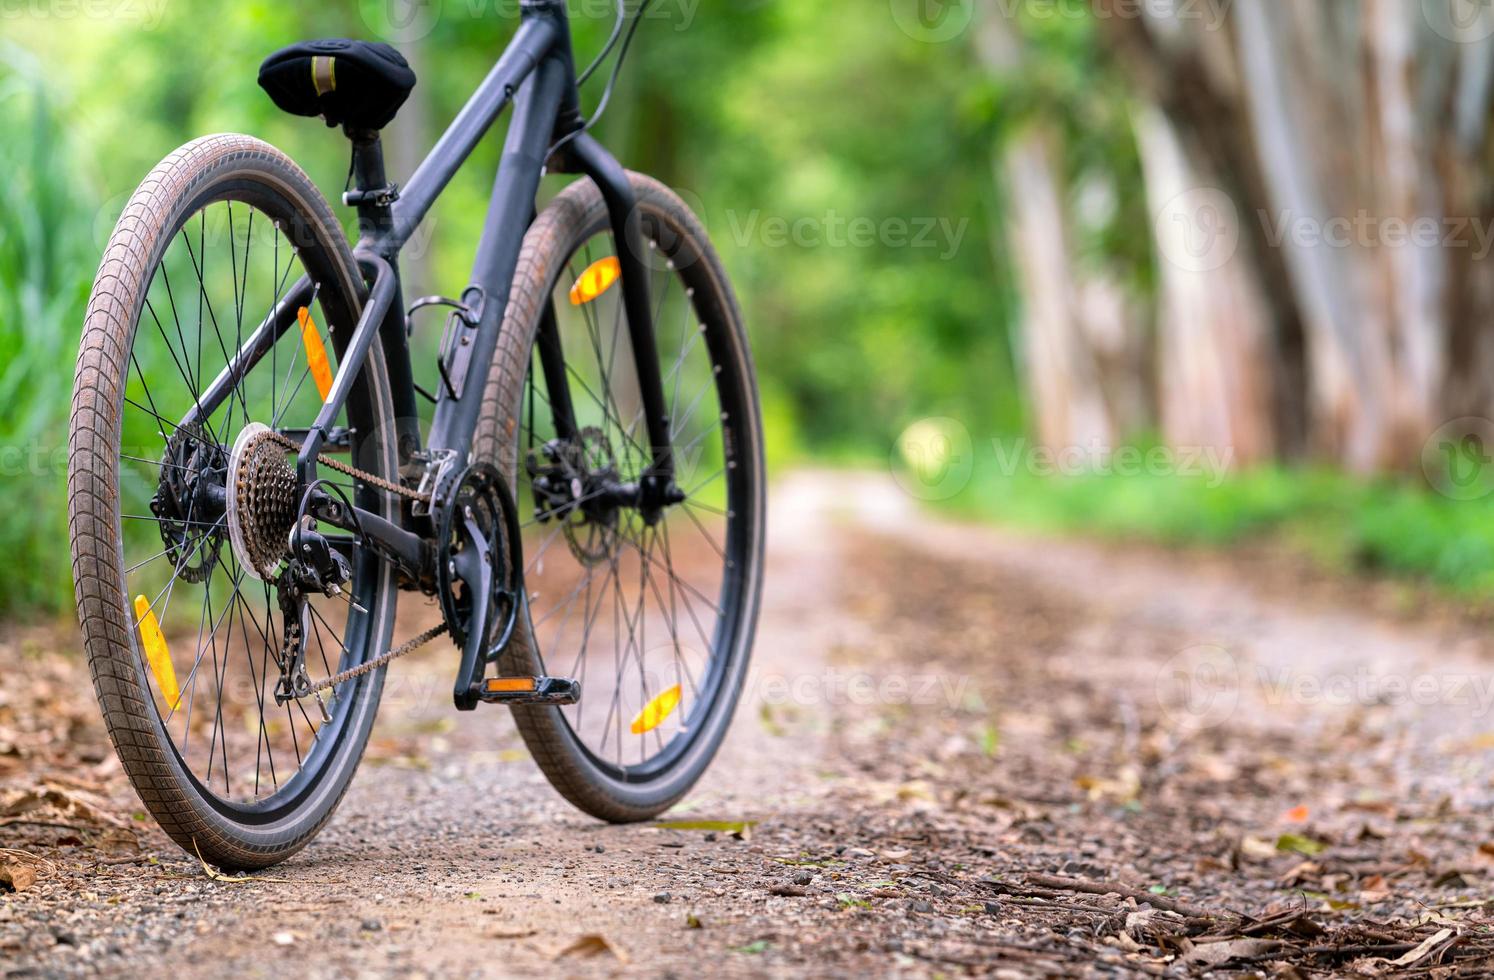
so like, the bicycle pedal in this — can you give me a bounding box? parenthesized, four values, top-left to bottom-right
(476, 676, 580, 705)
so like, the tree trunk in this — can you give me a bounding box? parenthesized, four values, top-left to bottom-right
(1135, 105, 1275, 464)
(979, 9, 1147, 455)
(1096, 0, 1494, 472)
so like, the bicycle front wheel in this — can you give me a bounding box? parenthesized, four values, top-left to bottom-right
(476, 173, 766, 821)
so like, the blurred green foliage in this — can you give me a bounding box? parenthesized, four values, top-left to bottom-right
(0, 2, 1033, 618)
(0, 45, 96, 615)
(4, 2, 1491, 621)
(948, 457, 1494, 598)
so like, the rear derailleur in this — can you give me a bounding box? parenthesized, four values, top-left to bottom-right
(273, 513, 353, 718)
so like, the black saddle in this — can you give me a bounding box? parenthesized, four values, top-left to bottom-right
(258, 39, 416, 131)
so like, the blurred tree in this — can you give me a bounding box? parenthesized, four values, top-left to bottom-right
(976, 4, 1153, 455)
(1096, 0, 1494, 471)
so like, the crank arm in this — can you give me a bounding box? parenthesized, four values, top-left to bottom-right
(451, 509, 493, 711)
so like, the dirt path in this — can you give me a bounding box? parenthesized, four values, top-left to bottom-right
(8, 471, 1494, 976)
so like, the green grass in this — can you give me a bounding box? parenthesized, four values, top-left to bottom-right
(0, 47, 98, 619)
(935, 448, 1494, 598)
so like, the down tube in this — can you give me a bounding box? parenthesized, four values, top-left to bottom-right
(427, 57, 569, 458)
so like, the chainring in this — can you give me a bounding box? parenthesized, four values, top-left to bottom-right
(435, 462, 524, 655)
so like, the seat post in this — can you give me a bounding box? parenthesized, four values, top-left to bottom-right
(344, 126, 398, 246)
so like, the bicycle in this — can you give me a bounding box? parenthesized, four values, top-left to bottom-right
(68, 0, 764, 869)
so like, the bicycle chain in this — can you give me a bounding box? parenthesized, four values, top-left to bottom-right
(263, 430, 434, 505)
(259, 431, 448, 695)
(305, 622, 449, 695)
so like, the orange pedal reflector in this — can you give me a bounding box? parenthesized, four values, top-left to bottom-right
(568, 256, 621, 306)
(485, 677, 538, 694)
(298, 307, 334, 401)
(630, 684, 682, 735)
(134, 595, 181, 711)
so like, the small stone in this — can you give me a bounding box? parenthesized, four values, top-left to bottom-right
(653, 892, 672, 904)
(360, 919, 382, 932)
(910, 900, 934, 914)
(984, 901, 1001, 916)
(593, 844, 605, 854)
(792, 870, 815, 886)
(272, 931, 295, 946)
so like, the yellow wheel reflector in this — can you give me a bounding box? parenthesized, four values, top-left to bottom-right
(630, 684, 682, 735)
(134, 595, 181, 711)
(568, 256, 621, 306)
(485, 677, 538, 694)
(298, 307, 334, 401)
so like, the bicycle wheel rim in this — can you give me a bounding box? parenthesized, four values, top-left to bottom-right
(112, 186, 392, 821)
(517, 213, 758, 783)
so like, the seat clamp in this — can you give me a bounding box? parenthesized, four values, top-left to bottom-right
(342, 183, 401, 208)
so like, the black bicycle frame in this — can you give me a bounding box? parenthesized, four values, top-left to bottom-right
(196, 0, 676, 546)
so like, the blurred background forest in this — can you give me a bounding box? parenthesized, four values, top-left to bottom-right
(8, 0, 1494, 620)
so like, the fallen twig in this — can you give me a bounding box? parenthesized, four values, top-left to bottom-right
(0, 818, 96, 833)
(1021, 873, 1212, 919)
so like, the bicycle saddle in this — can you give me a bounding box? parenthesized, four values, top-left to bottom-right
(258, 39, 416, 131)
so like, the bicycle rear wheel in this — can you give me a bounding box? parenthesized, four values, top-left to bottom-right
(69, 135, 399, 869)
(476, 173, 766, 821)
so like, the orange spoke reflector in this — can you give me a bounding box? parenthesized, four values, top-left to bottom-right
(568, 256, 621, 306)
(630, 684, 682, 735)
(485, 677, 537, 693)
(134, 595, 180, 711)
(298, 307, 334, 401)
